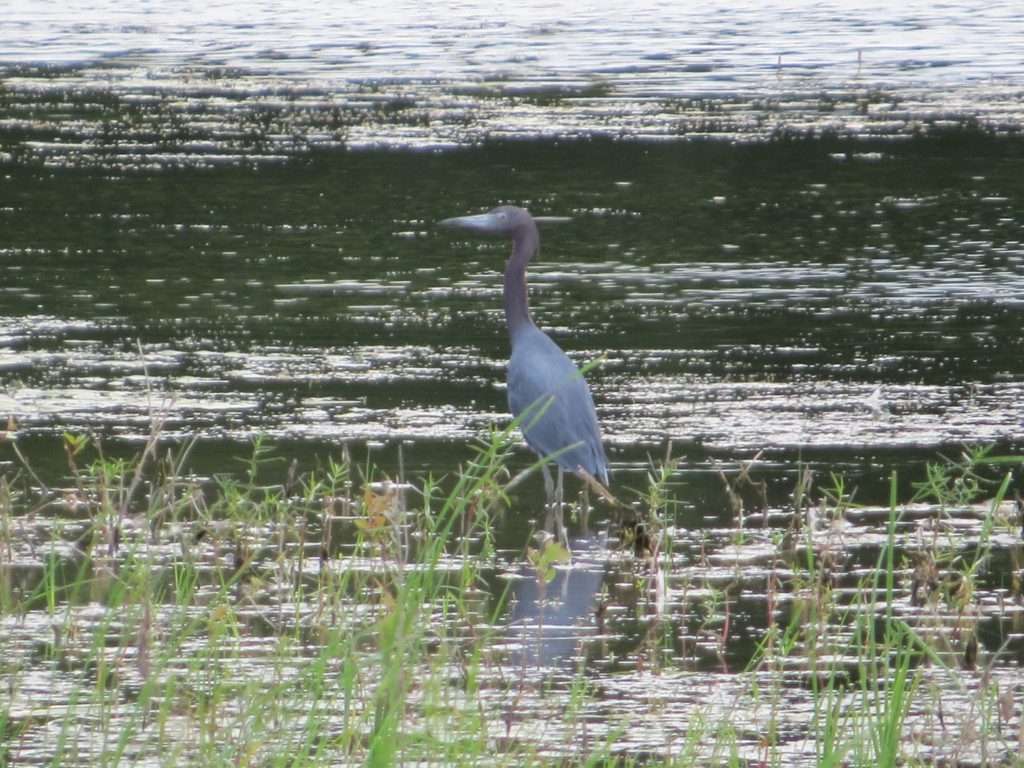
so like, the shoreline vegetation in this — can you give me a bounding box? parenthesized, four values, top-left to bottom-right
(1, 413, 1021, 766)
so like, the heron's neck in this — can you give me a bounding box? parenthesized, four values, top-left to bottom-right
(503, 227, 539, 345)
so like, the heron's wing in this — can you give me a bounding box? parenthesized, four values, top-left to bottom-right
(507, 331, 609, 485)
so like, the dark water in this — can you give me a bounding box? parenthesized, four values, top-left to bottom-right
(4, 2, 1024, 500)
(3, 137, 1024, 506)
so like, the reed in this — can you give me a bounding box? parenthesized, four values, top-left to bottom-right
(0, 427, 1020, 766)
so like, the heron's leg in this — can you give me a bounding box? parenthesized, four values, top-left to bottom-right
(579, 485, 591, 535)
(541, 463, 556, 533)
(553, 465, 569, 548)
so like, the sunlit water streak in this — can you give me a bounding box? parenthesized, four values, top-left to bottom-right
(3, 220, 1024, 453)
(3, 0, 1024, 165)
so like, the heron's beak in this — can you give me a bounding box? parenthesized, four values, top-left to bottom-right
(439, 212, 504, 234)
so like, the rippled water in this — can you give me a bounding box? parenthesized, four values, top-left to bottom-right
(4, 0, 1024, 164)
(3, 140, 1023, 490)
(2, 4, 1024, 765)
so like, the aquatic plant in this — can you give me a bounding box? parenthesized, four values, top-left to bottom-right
(0, 426, 1020, 766)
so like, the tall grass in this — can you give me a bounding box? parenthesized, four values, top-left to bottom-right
(0, 428, 1020, 766)
(721, 450, 1022, 767)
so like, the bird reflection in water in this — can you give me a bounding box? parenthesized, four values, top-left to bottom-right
(505, 534, 609, 667)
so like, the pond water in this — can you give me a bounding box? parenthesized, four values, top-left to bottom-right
(3, 138, 1023, 508)
(2, 2, 1024, 765)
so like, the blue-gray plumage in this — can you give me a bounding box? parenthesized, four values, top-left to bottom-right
(506, 325, 608, 485)
(440, 205, 609, 544)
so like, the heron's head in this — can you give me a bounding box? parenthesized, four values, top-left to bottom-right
(439, 205, 533, 238)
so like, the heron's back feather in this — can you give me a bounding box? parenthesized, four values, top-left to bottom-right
(507, 326, 609, 486)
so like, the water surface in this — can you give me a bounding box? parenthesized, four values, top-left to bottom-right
(4, 0, 1024, 164)
(3, 139, 1023, 479)
(2, 4, 1024, 765)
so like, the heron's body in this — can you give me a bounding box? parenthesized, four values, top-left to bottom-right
(440, 205, 609, 543)
(507, 323, 608, 486)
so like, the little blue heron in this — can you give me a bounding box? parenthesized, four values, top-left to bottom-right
(440, 205, 609, 546)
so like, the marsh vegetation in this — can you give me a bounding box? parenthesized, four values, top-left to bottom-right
(1, 415, 1021, 765)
